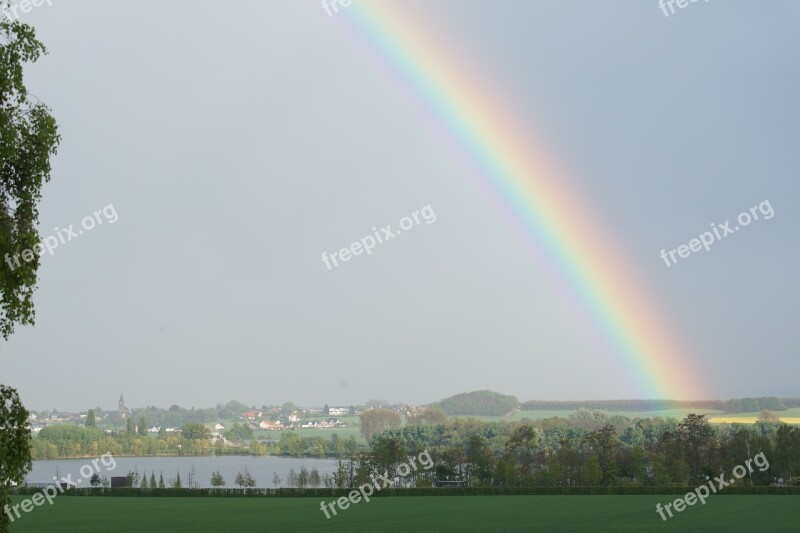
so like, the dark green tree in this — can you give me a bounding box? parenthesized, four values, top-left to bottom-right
(309, 468, 321, 488)
(0, 4, 61, 339)
(158, 471, 165, 489)
(0, 12, 58, 531)
(85, 409, 96, 428)
(773, 425, 800, 481)
(505, 425, 542, 484)
(585, 424, 619, 485)
(0, 385, 31, 533)
(223, 423, 253, 441)
(296, 466, 309, 488)
(210, 470, 225, 488)
(138, 416, 147, 436)
(150, 472, 157, 489)
(583, 456, 602, 486)
(181, 423, 210, 441)
(677, 414, 715, 479)
(125, 470, 139, 488)
(234, 468, 256, 491)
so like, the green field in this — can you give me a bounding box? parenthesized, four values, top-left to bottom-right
(255, 426, 364, 443)
(8, 495, 799, 532)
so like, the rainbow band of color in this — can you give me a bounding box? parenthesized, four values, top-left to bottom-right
(342, 2, 704, 400)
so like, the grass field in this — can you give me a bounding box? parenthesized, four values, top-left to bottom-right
(8, 495, 799, 532)
(255, 426, 364, 443)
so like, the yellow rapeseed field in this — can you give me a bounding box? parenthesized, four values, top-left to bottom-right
(708, 417, 800, 424)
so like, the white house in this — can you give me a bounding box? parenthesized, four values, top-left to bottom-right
(260, 420, 284, 430)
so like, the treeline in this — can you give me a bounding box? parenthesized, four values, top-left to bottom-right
(721, 397, 800, 413)
(520, 397, 800, 414)
(31, 425, 358, 460)
(520, 400, 723, 411)
(342, 414, 800, 489)
(430, 391, 519, 416)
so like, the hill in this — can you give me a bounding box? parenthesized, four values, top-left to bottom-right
(430, 390, 519, 416)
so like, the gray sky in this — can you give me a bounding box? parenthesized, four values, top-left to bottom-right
(4, 1, 798, 411)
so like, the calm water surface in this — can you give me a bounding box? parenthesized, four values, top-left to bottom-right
(29, 456, 339, 488)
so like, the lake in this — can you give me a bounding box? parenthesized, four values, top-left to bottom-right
(28, 456, 340, 488)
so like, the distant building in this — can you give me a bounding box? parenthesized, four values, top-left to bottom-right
(118, 394, 130, 417)
(259, 420, 283, 430)
(328, 407, 349, 417)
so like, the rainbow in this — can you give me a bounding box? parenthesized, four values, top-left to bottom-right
(341, 3, 705, 399)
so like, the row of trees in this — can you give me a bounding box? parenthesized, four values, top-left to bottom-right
(226, 466, 344, 489)
(31, 424, 359, 459)
(343, 414, 800, 488)
(520, 397, 800, 414)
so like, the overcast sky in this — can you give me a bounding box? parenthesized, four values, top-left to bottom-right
(3, 1, 798, 412)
